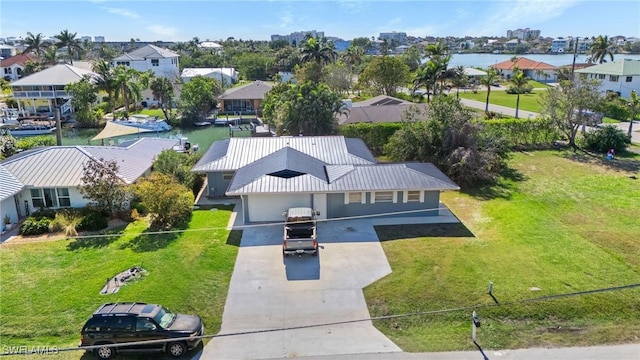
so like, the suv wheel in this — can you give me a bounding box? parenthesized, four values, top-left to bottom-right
(94, 345, 114, 359)
(167, 341, 186, 357)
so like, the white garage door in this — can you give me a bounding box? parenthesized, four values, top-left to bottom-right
(247, 194, 312, 222)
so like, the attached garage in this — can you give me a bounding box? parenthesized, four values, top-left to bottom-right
(246, 193, 312, 222)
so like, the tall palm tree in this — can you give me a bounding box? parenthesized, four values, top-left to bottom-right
(627, 90, 640, 137)
(479, 68, 500, 112)
(92, 60, 117, 113)
(508, 68, 529, 118)
(343, 44, 365, 71)
(113, 66, 142, 114)
(450, 65, 469, 99)
(413, 61, 439, 103)
(54, 29, 82, 65)
(300, 37, 337, 66)
(22, 32, 46, 56)
(41, 45, 60, 66)
(588, 35, 615, 64)
(424, 41, 448, 59)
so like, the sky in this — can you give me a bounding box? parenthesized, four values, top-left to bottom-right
(1, 0, 639, 42)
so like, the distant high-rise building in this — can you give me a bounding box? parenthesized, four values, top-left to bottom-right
(270, 30, 325, 46)
(80, 36, 92, 42)
(379, 31, 408, 45)
(506, 28, 541, 40)
(94, 36, 105, 43)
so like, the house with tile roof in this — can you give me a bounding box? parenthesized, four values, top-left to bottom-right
(0, 138, 178, 222)
(9, 64, 98, 117)
(192, 136, 459, 223)
(575, 58, 640, 98)
(490, 57, 558, 82)
(111, 44, 180, 78)
(1, 53, 37, 81)
(218, 81, 273, 115)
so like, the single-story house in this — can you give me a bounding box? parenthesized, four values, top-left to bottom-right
(575, 58, 640, 98)
(181, 67, 238, 87)
(198, 41, 223, 54)
(1, 53, 37, 81)
(338, 95, 428, 125)
(218, 81, 273, 115)
(0, 138, 178, 224)
(9, 64, 98, 117)
(192, 136, 459, 223)
(491, 57, 558, 82)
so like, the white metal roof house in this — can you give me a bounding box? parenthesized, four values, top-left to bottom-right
(180, 68, 238, 87)
(10, 64, 98, 117)
(111, 44, 180, 78)
(575, 58, 640, 98)
(192, 136, 459, 223)
(0, 138, 178, 223)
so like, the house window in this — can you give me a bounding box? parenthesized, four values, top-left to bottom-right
(609, 75, 619, 82)
(373, 191, 394, 203)
(116, 61, 130, 66)
(57, 188, 71, 207)
(4, 68, 11, 74)
(222, 172, 234, 181)
(626, 76, 633, 82)
(344, 192, 364, 204)
(406, 191, 422, 202)
(151, 59, 159, 67)
(30, 188, 70, 208)
(30, 189, 45, 208)
(598, 74, 605, 80)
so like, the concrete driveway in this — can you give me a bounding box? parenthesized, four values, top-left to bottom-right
(196, 218, 401, 359)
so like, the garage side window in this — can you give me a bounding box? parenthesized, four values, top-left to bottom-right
(222, 172, 234, 181)
(373, 191, 395, 203)
(344, 192, 364, 204)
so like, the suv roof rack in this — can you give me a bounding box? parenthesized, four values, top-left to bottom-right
(94, 302, 148, 315)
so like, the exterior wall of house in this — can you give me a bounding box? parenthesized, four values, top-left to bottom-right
(206, 172, 233, 197)
(326, 191, 440, 219)
(23, 187, 89, 215)
(583, 73, 639, 98)
(129, 58, 179, 78)
(524, 69, 558, 82)
(2, 64, 25, 81)
(1, 197, 19, 227)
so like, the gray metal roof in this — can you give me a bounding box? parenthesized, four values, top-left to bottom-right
(338, 103, 428, 125)
(218, 81, 273, 100)
(0, 164, 24, 201)
(10, 64, 98, 86)
(192, 136, 375, 172)
(113, 45, 179, 61)
(1, 138, 177, 187)
(226, 163, 459, 195)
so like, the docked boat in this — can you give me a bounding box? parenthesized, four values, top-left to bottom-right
(111, 114, 173, 132)
(170, 134, 199, 153)
(0, 123, 57, 136)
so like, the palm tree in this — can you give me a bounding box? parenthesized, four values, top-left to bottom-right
(627, 90, 640, 137)
(343, 44, 365, 71)
(508, 69, 529, 118)
(424, 41, 448, 59)
(588, 35, 615, 64)
(479, 68, 500, 112)
(22, 32, 46, 56)
(92, 60, 117, 113)
(41, 45, 60, 66)
(300, 37, 337, 66)
(113, 66, 143, 114)
(54, 29, 82, 65)
(413, 61, 439, 103)
(450, 66, 469, 99)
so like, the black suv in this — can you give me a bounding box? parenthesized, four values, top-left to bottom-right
(80, 302, 204, 359)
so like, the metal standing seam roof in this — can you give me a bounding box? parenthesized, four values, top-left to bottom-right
(575, 59, 640, 76)
(218, 81, 273, 100)
(226, 163, 459, 195)
(1, 138, 177, 187)
(10, 64, 98, 86)
(338, 104, 428, 125)
(113, 45, 179, 61)
(192, 136, 375, 172)
(0, 164, 24, 201)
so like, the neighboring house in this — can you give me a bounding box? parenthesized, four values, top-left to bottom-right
(551, 37, 570, 53)
(337, 95, 428, 125)
(192, 136, 459, 223)
(575, 58, 640, 98)
(504, 39, 526, 51)
(1, 53, 37, 81)
(491, 57, 557, 82)
(0, 44, 16, 59)
(198, 41, 223, 54)
(9, 64, 98, 116)
(0, 138, 178, 221)
(111, 44, 179, 78)
(463, 67, 487, 84)
(218, 81, 273, 115)
(181, 68, 238, 87)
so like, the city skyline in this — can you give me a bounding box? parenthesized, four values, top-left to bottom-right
(1, 0, 639, 42)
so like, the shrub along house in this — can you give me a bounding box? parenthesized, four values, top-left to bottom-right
(192, 136, 459, 223)
(0, 138, 177, 223)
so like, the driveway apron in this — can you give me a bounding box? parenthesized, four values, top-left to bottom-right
(198, 218, 401, 359)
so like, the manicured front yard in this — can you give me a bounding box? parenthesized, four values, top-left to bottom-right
(0, 207, 238, 358)
(458, 90, 544, 113)
(366, 150, 640, 352)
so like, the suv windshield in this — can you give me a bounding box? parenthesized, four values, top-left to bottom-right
(153, 307, 176, 329)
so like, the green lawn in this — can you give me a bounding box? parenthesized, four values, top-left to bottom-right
(527, 80, 551, 88)
(458, 90, 544, 113)
(366, 150, 640, 352)
(0, 207, 238, 359)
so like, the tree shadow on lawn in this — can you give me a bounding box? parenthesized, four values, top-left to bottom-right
(118, 228, 181, 252)
(461, 165, 527, 201)
(375, 223, 475, 241)
(559, 149, 640, 174)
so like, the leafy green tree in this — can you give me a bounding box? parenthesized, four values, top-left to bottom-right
(588, 35, 615, 64)
(233, 52, 273, 80)
(386, 96, 510, 188)
(22, 32, 46, 56)
(179, 75, 222, 124)
(54, 29, 82, 65)
(401, 45, 422, 72)
(113, 66, 143, 114)
(135, 173, 194, 230)
(351, 37, 372, 53)
(150, 77, 175, 121)
(479, 68, 500, 112)
(92, 59, 117, 113)
(358, 55, 409, 96)
(153, 149, 203, 195)
(539, 78, 604, 149)
(262, 81, 343, 136)
(323, 62, 352, 96)
(65, 76, 99, 128)
(79, 158, 128, 217)
(41, 44, 60, 66)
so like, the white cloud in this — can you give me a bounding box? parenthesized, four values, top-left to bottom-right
(339, 0, 368, 14)
(147, 25, 178, 37)
(101, 7, 139, 19)
(279, 11, 294, 28)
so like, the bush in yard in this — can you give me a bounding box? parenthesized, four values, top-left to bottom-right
(581, 125, 630, 153)
(135, 173, 195, 230)
(77, 210, 109, 232)
(19, 217, 51, 236)
(31, 209, 56, 220)
(49, 209, 82, 237)
(339, 122, 402, 156)
(601, 100, 629, 121)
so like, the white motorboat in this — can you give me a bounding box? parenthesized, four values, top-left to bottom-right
(0, 123, 57, 136)
(111, 114, 173, 132)
(170, 134, 199, 153)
